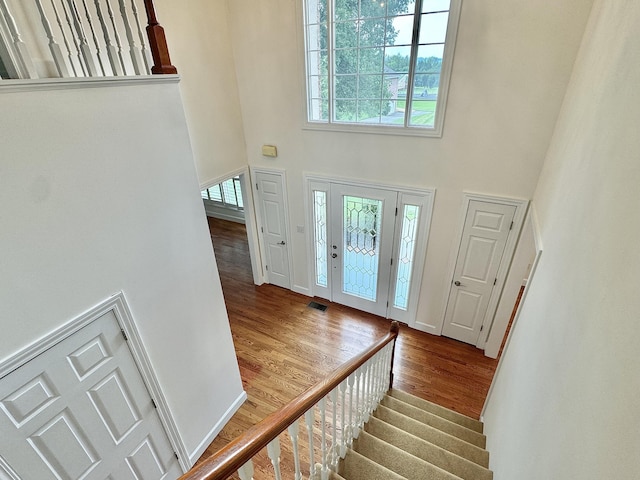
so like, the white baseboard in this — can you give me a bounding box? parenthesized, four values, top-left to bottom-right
(292, 284, 312, 297)
(187, 390, 248, 466)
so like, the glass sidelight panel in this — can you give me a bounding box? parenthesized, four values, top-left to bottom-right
(313, 190, 328, 287)
(342, 196, 383, 301)
(394, 204, 420, 310)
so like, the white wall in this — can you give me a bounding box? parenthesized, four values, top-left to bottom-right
(0, 79, 244, 465)
(483, 1, 640, 477)
(155, 0, 248, 186)
(225, 0, 593, 332)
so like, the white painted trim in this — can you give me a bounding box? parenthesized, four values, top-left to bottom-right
(292, 285, 312, 296)
(241, 170, 265, 286)
(187, 390, 247, 465)
(0, 75, 181, 93)
(0, 454, 20, 480)
(437, 192, 529, 346)
(251, 167, 294, 289)
(203, 201, 245, 224)
(304, 172, 434, 196)
(481, 204, 543, 420)
(199, 166, 248, 192)
(0, 293, 190, 472)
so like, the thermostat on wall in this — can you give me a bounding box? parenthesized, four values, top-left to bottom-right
(262, 145, 278, 157)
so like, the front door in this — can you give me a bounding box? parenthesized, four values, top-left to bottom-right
(255, 171, 291, 289)
(0, 311, 182, 479)
(330, 185, 397, 316)
(442, 200, 517, 345)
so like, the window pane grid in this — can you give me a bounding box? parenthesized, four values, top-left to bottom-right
(394, 204, 420, 310)
(201, 177, 243, 210)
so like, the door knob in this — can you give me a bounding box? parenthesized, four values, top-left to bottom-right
(454, 280, 463, 286)
(278, 241, 286, 245)
(332, 253, 338, 258)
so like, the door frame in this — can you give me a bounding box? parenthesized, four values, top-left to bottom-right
(439, 192, 529, 348)
(304, 173, 435, 324)
(201, 167, 263, 286)
(251, 167, 294, 291)
(0, 293, 189, 473)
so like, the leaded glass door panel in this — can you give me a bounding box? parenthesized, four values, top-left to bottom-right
(330, 185, 397, 316)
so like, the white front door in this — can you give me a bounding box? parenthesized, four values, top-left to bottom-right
(330, 184, 398, 316)
(0, 311, 182, 480)
(442, 200, 517, 345)
(255, 171, 291, 289)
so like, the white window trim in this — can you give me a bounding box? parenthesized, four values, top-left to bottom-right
(300, 0, 462, 138)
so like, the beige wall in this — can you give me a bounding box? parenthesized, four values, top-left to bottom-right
(0, 80, 244, 465)
(483, 1, 640, 477)
(225, 0, 592, 333)
(155, 0, 248, 186)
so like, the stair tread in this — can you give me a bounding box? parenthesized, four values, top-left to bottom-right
(353, 431, 464, 480)
(365, 416, 493, 480)
(339, 449, 408, 480)
(374, 404, 490, 467)
(390, 389, 484, 433)
(381, 395, 487, 448)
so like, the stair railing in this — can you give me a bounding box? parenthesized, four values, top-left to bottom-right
(0, 0, 175, 80)
(180, 321, 400, 480)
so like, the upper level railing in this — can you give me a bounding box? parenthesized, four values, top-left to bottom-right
(0, 0, 175, 80)
(181, 321, 400, 480)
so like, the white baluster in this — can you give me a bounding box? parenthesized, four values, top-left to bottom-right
(339, 379, 347, 458)
(66, 0, 98, 75)
(287, 420, 303, 480)
(129, 0, 151, 73)
(80, 0, 105, 74)
(92, 0, 121, 75)
(361, 362, 370, 424)
(34, 0, 69, 76)
(346, 371, 355, 447)
(59, 0, 86, 75)
(49, 0, 77, 76)
(104, 0, 126, 73)
(0, 0, 37, 78)
(353, 367, 362, 439)
(117, 0, 143, 74)
(319, 396, 329, 480)
(267, 437, 283, 480)
(330, 387, 338, 468)
(238, 460, 254, 480)
(304, 408, 316, 479)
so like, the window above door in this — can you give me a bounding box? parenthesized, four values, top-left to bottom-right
(302, 0, 461, 137)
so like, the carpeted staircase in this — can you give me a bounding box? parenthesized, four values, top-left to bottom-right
(331, 389, 493, 480)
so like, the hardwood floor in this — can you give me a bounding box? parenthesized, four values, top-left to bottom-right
(197, 217, 501, 473)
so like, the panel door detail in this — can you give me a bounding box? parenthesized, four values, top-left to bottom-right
(0, 311, 182, 480)
(255, 171, 291, 289)
(330, 184, 398, 316)
(442, 200, 517, 345)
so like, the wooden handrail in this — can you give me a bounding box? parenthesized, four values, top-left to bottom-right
(143, 0, 177, 74)
(180, 321, 400, 480)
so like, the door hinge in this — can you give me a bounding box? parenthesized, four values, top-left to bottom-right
(395, 207, 398, 216)
(390, 258, 393, 266)
(386, 301, 389, 307)
(151, 398, 157, 409)
(494, 278, 497, 286)
(261, 226, 264, 233)
(480, 325, 484, 332)
(266, 265, 269, 271)
(510, 221, 514, 230)
(174, 452, 179, 461)
(256, 182, 259, 190)
(120, 329, 128, 341)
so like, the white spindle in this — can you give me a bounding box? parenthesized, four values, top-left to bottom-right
(266, 437, 283, 480)
(34, 0, 69, 77)
(353, 367, 362, 440)
(0, 0, 37, 78)
(238, 460, 254, 480)
(330, 387, 338, 468)
(60, 0, 86, 75)
(93, 0, 121, 75)
(80, 0, 105, 74)
(66, 0, 98, 75)
(287, 420, 303, 480)
(346, 371, 355, 447)
(104, 0, 126, 73)
(339, 379, 347, 458)
(117, 0, 143, 74)
(129, 0, 151, 73)
(319, 396, 329, 480)
(49, 0, 78, 76)
(304, 408, 316, 479)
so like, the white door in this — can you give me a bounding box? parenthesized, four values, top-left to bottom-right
(442, 200, 517, 345)
(255, 171, 291, 289)
(0, 311, 182, 480)
(330, 184, 398, 316)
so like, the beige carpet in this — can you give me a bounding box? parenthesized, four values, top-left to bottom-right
(332, 389, 493, 480)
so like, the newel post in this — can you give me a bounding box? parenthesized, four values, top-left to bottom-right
(143, 0, 177, 74)
(388, 321, 400, 390)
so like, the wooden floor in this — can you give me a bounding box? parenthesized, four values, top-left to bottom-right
(197, 217, 500, 472)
